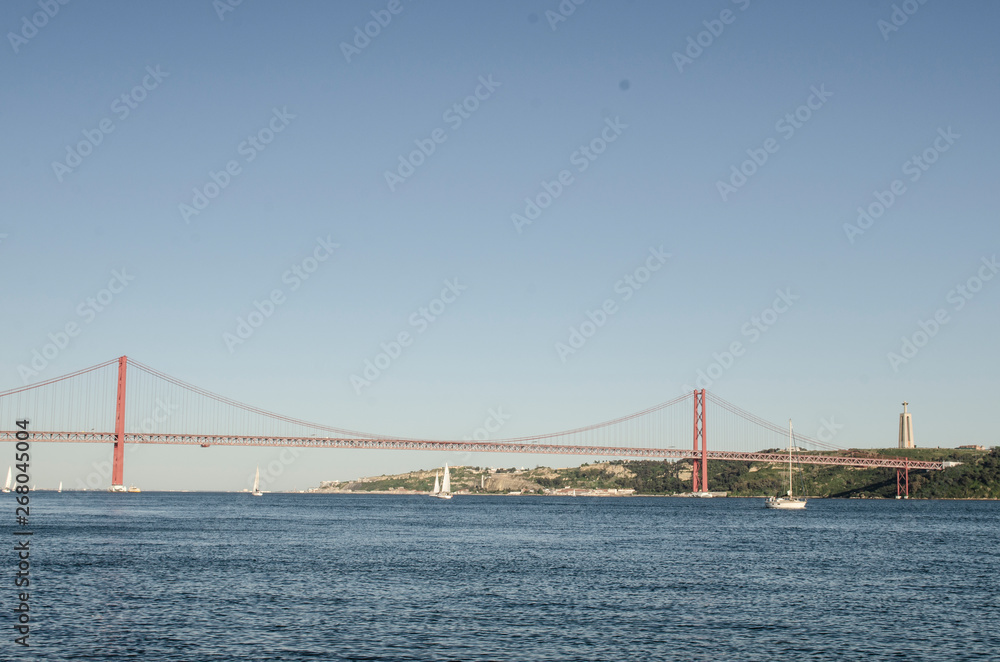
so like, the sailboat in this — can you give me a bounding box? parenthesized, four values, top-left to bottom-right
(2, 466, 11, 493)
(765, 420, 807, 510)
(251, 466, 263, 496)
(58, 481, 62, 493)
(431, 464, 453, 499)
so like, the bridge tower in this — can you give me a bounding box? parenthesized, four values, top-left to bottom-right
(111, 355, 127, 491)
(692, 389, 707, 492)
(896, 457, 909, 498)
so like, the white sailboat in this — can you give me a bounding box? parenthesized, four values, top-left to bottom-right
(765, 420, 807, 510)
(58, 481, 62, 493)
(2, 466, 11, 493)
(251, 466, 263, 496)
(431, 464, 453, 499)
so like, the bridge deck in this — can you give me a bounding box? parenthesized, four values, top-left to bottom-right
(0, 431, 945, 471)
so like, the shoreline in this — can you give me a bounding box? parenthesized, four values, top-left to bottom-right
(304, 491, 1000, 501)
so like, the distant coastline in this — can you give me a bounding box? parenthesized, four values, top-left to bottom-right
(311, 448, 1000, 500)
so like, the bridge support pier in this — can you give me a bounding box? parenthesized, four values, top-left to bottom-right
(896, 458, 909, 498)
(692, 389, 707, 493)
(111, 355, 127, 490)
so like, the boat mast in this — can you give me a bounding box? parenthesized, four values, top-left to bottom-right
(788, 419, 793, 497)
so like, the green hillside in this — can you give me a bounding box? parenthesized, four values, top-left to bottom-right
(660, 447, 999, 499)
(314, 447, 1000, 499)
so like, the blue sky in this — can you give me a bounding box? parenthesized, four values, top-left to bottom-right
(2, 1, 998, 491)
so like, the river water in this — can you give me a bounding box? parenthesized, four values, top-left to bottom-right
(7, 493, 999, 661)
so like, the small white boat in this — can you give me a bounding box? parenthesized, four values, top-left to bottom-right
(765, 495, 806, 509)
(251, 466, 263, 496)
(431, 464, 453, 499)
(58, 481, 62, 493)
(766, 420, 807, 510)
(1, 466, 11, 493)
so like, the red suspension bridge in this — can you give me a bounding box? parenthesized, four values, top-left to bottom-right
(0, 356, 941, 495)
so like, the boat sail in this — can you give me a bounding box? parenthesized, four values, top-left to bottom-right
(251, 466, 263, 496)
(431, 464, 453, 499)
(2, 466, 11, 493)
(58, 481, 62, 493)
(765, 420, 807, 510)
(431, 472, 440, 495)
